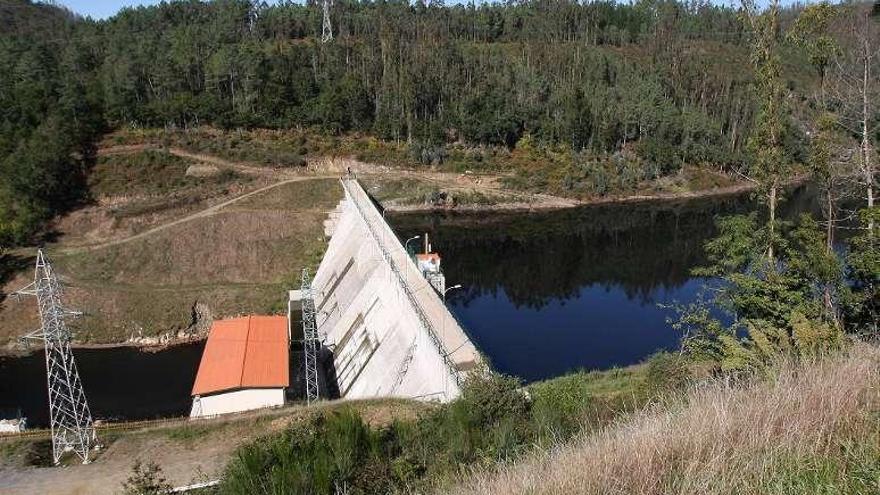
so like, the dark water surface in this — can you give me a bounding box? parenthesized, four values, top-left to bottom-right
(0, 342, 203, 427)
(390, 185, 819, 383)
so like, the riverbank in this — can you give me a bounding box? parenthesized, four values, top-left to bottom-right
(449, 342, 880, 495)
(1, 170, 811, 353)
(0, 127, 812, 351)
(0, 336, 207, 358)
(380, 172, 811, 214)
(0, 353, 662, 495)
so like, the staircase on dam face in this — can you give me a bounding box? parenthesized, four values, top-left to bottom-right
(323, 198, 346, 237)
(298, 178, 481, 403)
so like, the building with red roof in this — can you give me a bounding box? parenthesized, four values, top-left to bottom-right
(190, 315, 289, 417)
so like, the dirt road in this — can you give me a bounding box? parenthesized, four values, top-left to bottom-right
(61, 175, 337, 254)
(0, 399, 424, 495)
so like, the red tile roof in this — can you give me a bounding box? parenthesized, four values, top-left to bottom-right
(191, 316, 289, 396)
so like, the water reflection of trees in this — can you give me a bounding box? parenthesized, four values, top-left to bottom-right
(391, 187, 816, 309)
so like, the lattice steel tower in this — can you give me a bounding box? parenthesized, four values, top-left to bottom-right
(15, 250, 96, 465)
(300, 268, 320, 404)
(321, 0, 333, 43)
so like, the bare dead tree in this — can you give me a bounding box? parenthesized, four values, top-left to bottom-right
(828, 4, 880, 230)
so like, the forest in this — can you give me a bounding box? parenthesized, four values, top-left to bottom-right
(0, 0, 826, 245)
(0, 0, 877, 242)
(1, 2, 878, 492)
(1, 0, 874, 339)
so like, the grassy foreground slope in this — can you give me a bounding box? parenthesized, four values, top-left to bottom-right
(0, 399, 426, 495)
(449, 344, 880, 495)
(195, 344, 880, 495)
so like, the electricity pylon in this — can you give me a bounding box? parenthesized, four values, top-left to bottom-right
(15, 249, 96, 465)
(301, 268, 320, 404)
(321, 0, 333, 43)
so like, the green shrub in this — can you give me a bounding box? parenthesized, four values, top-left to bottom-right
(219, 366, 665, 493)
(643, 351, 691, 392)
(222, 408, 389, 495)
(120, 460, 172, 495)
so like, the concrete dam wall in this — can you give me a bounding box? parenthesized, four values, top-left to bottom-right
(310, 178, 481, 402)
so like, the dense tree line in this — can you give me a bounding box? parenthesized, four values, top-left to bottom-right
(0, 0, 103, 245)
(91, 0, 764, 161)
(0, 0, 875, 247)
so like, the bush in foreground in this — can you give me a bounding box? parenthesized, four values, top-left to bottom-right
(217, 356, 688, 494)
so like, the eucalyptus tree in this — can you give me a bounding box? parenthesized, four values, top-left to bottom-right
(740, 0, 793, 264)
(789, 2, 843, 253)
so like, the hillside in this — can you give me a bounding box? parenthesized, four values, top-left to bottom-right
(0, 128, 591, 348)
(449, 344, 880, 495)
(0, 398, 427, 495)
(0, 0, 826, 247)
(72, 342, 871, 495)
(0, 1, 876, 494)
(0, 138, 342, 347)
(0, 124, 784, 349)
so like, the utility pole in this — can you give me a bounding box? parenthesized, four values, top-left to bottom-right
(321, 0, 333, 43)
(14, 250, 97, 465)
(301, 268, 320, 404)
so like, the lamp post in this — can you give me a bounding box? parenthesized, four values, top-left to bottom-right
(444, 284, 462, 301)
(441, 283, 464, 390)
(404, 235, 420, 255)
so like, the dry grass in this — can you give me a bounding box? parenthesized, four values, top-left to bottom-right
(449, 343, 880, 495)
(0, 398, 428, 495)
(0, 179, 341, 346)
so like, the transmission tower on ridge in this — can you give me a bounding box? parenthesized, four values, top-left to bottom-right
(321, 0, 333, 43)
(15, 249, 97, 465)
(300, 268, 320, 404)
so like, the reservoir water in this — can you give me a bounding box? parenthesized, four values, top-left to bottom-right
(0, 342, 203, 428)
(0, 185, 818, 425)
(391, 185, 819, 382)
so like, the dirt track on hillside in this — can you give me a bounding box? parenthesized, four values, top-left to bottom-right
(82, 146, 788, 251)
(61, 175, 336, 254)
(76, 147, 582, 253)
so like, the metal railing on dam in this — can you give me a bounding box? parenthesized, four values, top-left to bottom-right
(339, 177, 473, 386)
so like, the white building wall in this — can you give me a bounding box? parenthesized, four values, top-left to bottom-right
(190, 388, 285, 418)
(0, 419, 25, 433)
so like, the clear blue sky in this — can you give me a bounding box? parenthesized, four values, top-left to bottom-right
(59, 1, 164, 19)
(59, 0, 792, 20)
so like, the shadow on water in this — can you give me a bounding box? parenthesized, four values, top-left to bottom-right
(0, 342, 204, 428)
(390, 185, 820, 382)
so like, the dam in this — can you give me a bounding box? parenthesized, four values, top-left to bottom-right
(0, 185, 822, 426)
(291, 177, 482, 402)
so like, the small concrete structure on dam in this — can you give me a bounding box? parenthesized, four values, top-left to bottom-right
(292, 177, 481, 402)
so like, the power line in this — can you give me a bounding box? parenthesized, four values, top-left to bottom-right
(14, 249, 97, 465)
(301, 268, 320, 404)
(322, 0, 333, 43)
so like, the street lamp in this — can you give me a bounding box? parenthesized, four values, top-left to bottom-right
(444, 284, 462, 300)
(404, 235, 421, 254)
(441, 283, 465, 383)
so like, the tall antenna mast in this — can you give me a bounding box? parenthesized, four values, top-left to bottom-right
(300, 268, 320, 404)
(321, 0, 333, 43)
(15, 250, 97, 465)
